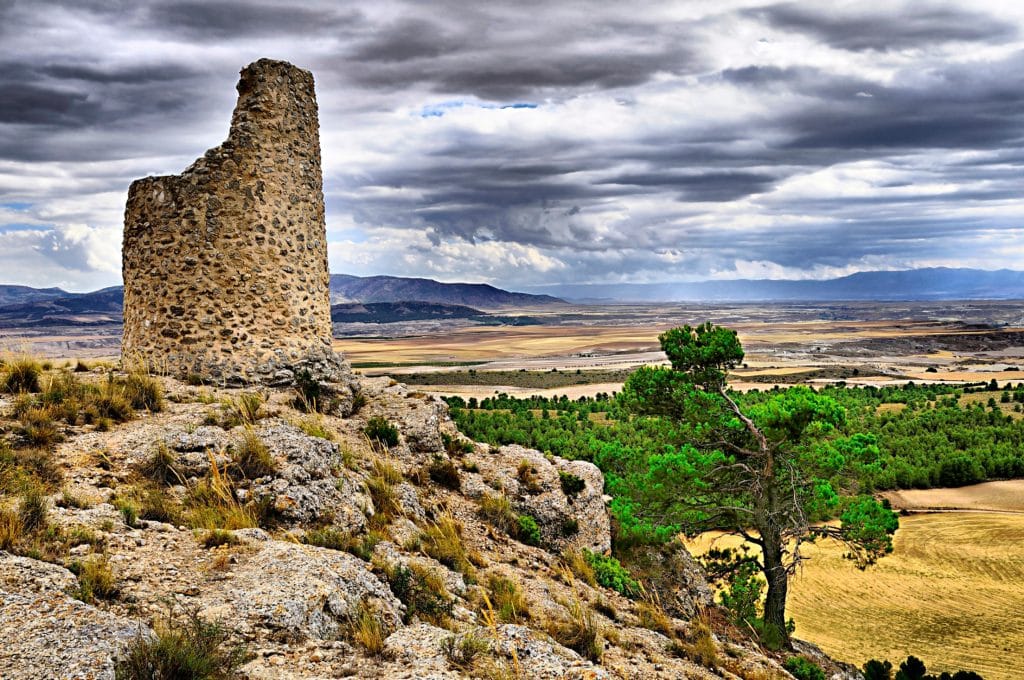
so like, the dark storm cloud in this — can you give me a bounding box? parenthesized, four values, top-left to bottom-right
(1, 0, 1023, 289)
(145, 1, 362, 39)
(598, 171, 778, 202)
(342, 8, 703, 100)
(349, 17, 467, 63)
(0, 83, 96, 126)
(748, 2, 1017, 51)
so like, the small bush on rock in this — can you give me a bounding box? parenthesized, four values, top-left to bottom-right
(784, 656, 826, 680)
(364, 416, 399, 449)
(115, 609, 249, 680)
(516, 514, 541, 546)
(584, 550, 639, 597)
(427, 454, 461, 490)
(559, 470, 586, 497)
(384, 562, 454, 626)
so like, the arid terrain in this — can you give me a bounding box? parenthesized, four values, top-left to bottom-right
(327, 301, 1024, 400)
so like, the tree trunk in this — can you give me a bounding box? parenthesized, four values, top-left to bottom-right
(761, 524, 790, 648)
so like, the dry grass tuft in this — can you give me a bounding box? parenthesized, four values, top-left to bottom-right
(230, 429, 276, 479)
(72, 554, 118, 603)
(546, 595, 603, 663)
(348, 600, 388, 656)
(420, 513, 475, 578)
(485, 573, 530, 624)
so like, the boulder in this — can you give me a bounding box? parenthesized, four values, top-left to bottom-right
(465, 444, 611, 553)
(0, 552, 147, 680)
(248, 421, 370, 529)
(198, 539, 402, 640)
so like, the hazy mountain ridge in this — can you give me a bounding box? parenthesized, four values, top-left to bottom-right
(0, 287, 123, 327)
(525, 268, 1024, 302)
(329, 274, 564, 308)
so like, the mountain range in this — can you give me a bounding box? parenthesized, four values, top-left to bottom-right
(522, 268, 1024, 303)
(0, 275, 561, 327)
(2, 269, 1024, 328)
(329, 274, 563, 308)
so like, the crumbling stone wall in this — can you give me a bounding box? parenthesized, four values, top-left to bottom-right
(122, 59, 352, 398)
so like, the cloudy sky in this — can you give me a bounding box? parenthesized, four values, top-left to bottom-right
(1, 0, 1022, 292)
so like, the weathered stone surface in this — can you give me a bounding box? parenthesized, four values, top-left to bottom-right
(619, 540, 714, 620)
(0, 552, 147, 680)
(383, 623, 612, 680)
(198, 539, 403, 640)
(248, 420, 370, 528)
(121, 58, 357, 408)
(465, 444, 611, 553)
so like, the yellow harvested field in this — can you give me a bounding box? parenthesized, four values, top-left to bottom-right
(882, 480, 1024, 513)
(335, 325, 665, 364)
(689, 511, 1024, 680)
(788, 513, 1024, 680)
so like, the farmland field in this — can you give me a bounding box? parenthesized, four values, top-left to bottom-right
(689, 484, 1024, 680)
(787, 511, 1024, 680)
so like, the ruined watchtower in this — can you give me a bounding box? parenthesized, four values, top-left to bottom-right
(122, 59, 354, 405)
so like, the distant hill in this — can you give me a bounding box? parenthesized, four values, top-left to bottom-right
(523, 268, 1024, 303)
(331, 301, 485, 323)
(0, 285, 70, 307)
(330, 274, 564, 308)
(0, 287, 123, 327)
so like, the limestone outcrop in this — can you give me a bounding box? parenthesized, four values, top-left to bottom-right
(121, 59, 355, 407)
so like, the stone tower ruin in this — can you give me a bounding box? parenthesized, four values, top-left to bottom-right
(122, 59, 355, 408)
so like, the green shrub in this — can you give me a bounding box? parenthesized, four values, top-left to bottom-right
(784, 656, 826, 680)
(385, 562, 454, 625)
(559, 470, 586, 497)
(863, 659, 893, 680)
(364, 416, 399, 448)
(115, 609, 249, 680)
(516, 514, 541, 546)
(584, 550, 639, 597)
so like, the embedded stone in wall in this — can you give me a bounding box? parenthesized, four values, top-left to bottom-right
(121, 58, 356, 410)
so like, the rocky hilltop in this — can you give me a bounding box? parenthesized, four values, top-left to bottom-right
(0, 369, 856, 679)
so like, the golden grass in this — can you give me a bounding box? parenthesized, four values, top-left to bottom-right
(690, 512, 1024, 680)
(881, 480, 1024, 513)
